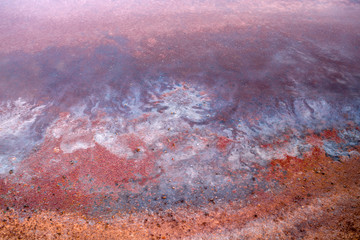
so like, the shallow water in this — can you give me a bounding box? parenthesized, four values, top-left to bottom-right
(1, 0, 360, 238)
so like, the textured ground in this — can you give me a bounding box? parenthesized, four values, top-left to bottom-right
(0, 0, 360, 239)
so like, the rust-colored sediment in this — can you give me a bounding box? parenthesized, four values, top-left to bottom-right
(1, 129, 359, 239)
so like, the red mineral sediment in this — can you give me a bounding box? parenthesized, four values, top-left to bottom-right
(1, 136, 359, 239)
